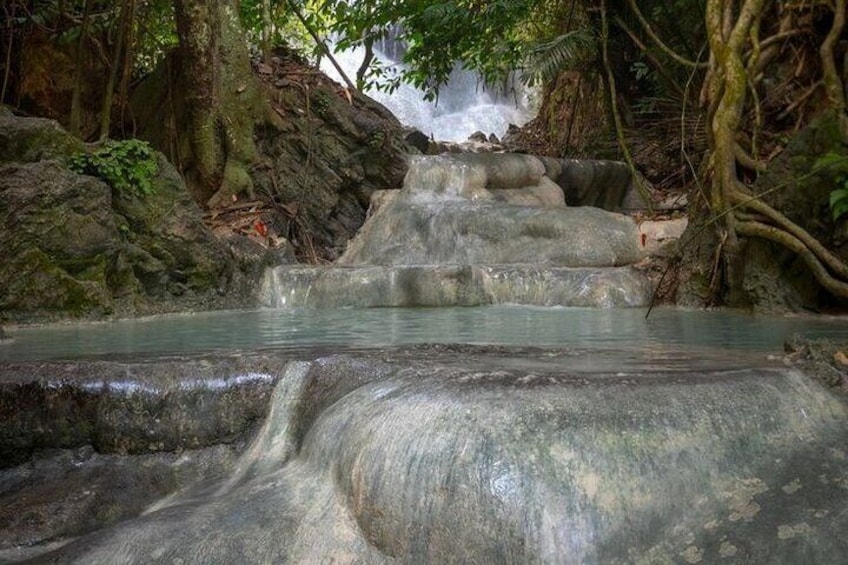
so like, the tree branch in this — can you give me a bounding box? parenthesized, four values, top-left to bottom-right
(613, 15, 685, 98)
(284, 0, 357, 93)
(820, 0, 846, 112)
(624, 0, 708, 69)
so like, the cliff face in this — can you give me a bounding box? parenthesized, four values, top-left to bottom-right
(129, 47, 411, 262)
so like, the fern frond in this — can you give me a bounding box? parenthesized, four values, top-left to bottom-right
(521, 29, 596, 86)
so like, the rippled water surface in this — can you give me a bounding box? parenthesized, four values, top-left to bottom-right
(2, 306, 847, 363)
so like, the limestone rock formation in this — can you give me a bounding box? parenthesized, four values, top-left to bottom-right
(261, 153, 652, 309)
(339, 154, 643, 267)
(3, 348, 847, 563)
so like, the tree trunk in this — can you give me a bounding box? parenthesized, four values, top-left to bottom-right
(172, 0, 263, 207)
(69, 0, 93, 138)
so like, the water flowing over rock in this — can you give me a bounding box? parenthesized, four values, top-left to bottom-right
(262, 153, 652, 308)
(5, 347, 848, 563)
(321, 40, 531, 142)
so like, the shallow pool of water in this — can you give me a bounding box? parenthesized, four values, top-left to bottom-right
(2, 306, 847, 363)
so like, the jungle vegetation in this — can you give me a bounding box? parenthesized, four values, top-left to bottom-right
(1, 0, 847, 308)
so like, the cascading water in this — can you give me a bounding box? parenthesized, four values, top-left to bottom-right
(320, 36, 532, 142)
(260, 153, 653, 309)
(8, 348, 848, 563)
(5, 42, 848, 562)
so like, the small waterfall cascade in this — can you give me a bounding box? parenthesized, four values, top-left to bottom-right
(32, 350, 848, 563)
(321, 34, 532, 141)
(260, 153, 653, 309)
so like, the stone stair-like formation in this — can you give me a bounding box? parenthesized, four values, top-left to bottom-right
(260, 153, 653, 308)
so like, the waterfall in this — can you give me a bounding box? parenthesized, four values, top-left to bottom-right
(320, 36, 532, 142)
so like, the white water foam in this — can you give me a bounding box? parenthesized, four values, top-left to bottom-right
(320, 43, 531, 142)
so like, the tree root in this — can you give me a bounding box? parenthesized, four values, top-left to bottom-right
(736, 220, 848, 299)
(729, 189, 848, 280)
(694, 0, 847, 307)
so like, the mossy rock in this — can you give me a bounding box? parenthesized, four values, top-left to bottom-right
(0, 161, 118, 259)
(737, 110, 848, 312)
(0, 110, 84, 163)
(0, 248, 113, 319)
(0, 114, 273, 322)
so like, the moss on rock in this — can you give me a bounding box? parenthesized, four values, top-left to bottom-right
(0, 108, 84, 163)
(0, 115, 274, 323)
(1, 248, 113, 318)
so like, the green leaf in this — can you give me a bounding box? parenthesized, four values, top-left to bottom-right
(830, 188, 848, 207)
(67, 139, 158, 199)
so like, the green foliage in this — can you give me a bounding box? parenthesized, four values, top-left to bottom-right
(814, 151, 848, 221)
(135, 0, 178, 74)
(240, 0, 318, 56)
(69, 139, 159, 198)
(17, 0, 121, 44)
(310, 89, 332, 115)
(830, 188, 848, 221)
(319, 0, 541, 100)
(521, 29, 596, 86)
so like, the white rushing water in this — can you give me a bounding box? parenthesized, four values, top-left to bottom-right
(320, 42, 532, 142)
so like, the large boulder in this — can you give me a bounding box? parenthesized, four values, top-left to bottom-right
(0, 107, 84, 162)
(0, 113, 275, 323)
(130, 48, 411, 261)
(250, 83, 409, 258)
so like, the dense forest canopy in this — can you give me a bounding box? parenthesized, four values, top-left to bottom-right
(1, 0, 847, 310)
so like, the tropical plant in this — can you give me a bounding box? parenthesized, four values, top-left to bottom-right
(69, 139, 159, 197)
(816, 151, 848, 221)
(521, 28, 595, 86)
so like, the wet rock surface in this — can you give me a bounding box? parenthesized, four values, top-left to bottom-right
(0, 354, 291, 468)
(260, 265, 651, 308)
(259, 153, 653, 309)
(0, 444, 245, 562)
(338, 154, 644, 269)
(1, 346, 847, 563)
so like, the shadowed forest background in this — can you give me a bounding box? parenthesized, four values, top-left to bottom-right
(1, 0, 848, 317)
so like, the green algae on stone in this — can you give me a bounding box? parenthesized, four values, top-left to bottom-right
(0, 248, 113, 320)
